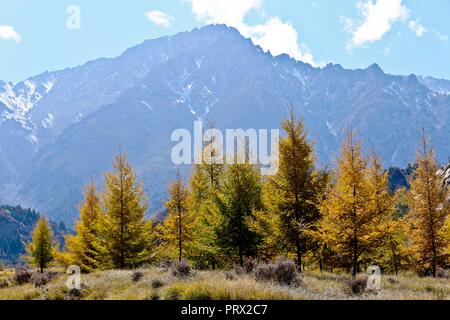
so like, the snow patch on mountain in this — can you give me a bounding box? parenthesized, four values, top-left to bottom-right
(75, 113, 84, 122)
(418, 76, 450, 95)
(0, 79, 55, 131)
(41, 113, 55, 128)
(141, 101, 153, 111)
(43, 81, 54, 93)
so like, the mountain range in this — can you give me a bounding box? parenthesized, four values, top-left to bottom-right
(1, 24, 450, 224)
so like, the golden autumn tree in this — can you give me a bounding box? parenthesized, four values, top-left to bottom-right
(407, 133, 450, 277)
(318, 131, 393, 277)
(98, 153, 152, 269)
(364, 153, 401, 271)
(260, 107, 328, 270)
(248, 179, 285, 262)
(189, 164, 210, 207)
(63, 180, 102, 272)
(162, 171, 195, 262)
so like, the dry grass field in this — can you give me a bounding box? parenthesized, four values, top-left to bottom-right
(0, 265, 449, 300)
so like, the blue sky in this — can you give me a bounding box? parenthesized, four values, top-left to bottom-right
(0, 0, 449, 82)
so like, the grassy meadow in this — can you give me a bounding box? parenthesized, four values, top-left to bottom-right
(1, 266, 449, 300)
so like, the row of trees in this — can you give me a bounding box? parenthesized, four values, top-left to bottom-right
(26, 154, 152, 272)
(26, 109, 450, 278)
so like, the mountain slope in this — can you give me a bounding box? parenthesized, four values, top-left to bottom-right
(0, 205, 67, 264)
(2, 24, 450, 224)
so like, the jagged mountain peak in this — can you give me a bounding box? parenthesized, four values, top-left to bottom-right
(364, 63, 386, 79)
(367, 63, 383, 71)
(1, 24, 450, 224)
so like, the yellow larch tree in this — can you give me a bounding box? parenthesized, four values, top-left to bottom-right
(318, 131, 394, 277)
(407, 133, 450, 277)
(63, 180, 102, 272)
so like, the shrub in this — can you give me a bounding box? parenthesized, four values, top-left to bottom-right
(436, 268, 450, 279)
(274, 260, 299, 286)
(158, 260, 173, 270)
(131, 270, 144, 282)
(345, 278, 367, 296)
(13, 269, 32, 285)
(151, 278, 165, 289)
(170, 261, 192, 278)
(231, 264, 245, 275)
(225, 271, 237, 281)
(148, 292, 160, 300)
(46, 271, 58, 281)
(64, 288, 82, 300)
(243, 258, 257, 273)
(30, 273, 50, 288)
(418, 268, 434, 278)
(254, 260, 301, 287)
(254, 263, 277, 283)
(0, 278, 9, 288)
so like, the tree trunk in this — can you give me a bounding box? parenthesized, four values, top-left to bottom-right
(239, 246, 244, 267)
(352, 247, 358, 278)
(178, 187, 183, 262)
(432, 244, 437, 278)
(295, 238, 302, 272)
(119, 161, 125, 269)
(319, 255, 323, 273)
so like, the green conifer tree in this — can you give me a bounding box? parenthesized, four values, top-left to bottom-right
(215, 162, 262, 266)
(26, 216, 54, 273)
(162, 172, 194, 261)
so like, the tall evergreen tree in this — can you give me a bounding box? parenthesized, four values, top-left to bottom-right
(248, 179, 284, 262)
(215, 162, 262, 266)
(188, 127, 224, 268)
(364, 153, 401, 271)
(318, 131, 392, 277)
(407, 133, 450, 277)
(188, 164, 222, 268)
(98, 153, 152, 269)
(162, 171, 194, 261)
(26, 216, 54, 273)
(264, 107, 328, 271)
(64, 180, 102, 272)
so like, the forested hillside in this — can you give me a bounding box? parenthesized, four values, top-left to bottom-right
(0, 205, 67, 265)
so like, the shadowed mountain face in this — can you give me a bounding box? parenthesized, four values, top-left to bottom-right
(0, 205, 67, 264)
(1, 24, 450, 224)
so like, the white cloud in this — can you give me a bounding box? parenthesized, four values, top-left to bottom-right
(345, 0, 409, 49)
(0, 25, 21, 42)
(409, 20, 426, 37)
(188, 0, 316, 65)
(244, 18, 315, 65)
(145, 10, 173, 27)
(434, 30, 448, 44)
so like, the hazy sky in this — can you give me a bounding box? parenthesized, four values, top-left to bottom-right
(1, 0, 449, 81)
